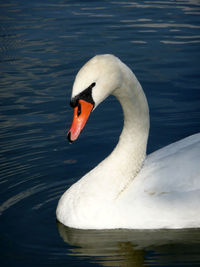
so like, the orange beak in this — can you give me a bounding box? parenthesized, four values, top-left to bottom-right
(67, 99, 93, 143)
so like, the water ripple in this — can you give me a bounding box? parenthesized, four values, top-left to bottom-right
(0, 0, 200, 266)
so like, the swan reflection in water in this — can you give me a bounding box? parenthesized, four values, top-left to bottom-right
(57, 221, 200, 266)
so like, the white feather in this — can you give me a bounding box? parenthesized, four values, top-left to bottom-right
(56, 54, 200, 229)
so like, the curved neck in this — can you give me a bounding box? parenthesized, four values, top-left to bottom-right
(83, 63, 149, 200)
(109, 65, 149, 196)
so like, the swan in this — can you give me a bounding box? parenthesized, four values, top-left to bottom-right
(56, 54, 200, 229)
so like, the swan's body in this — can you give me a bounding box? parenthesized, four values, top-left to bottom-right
(56, 54, 200, 229)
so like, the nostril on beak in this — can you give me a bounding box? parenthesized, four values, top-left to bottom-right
(77, 103, 81, 116)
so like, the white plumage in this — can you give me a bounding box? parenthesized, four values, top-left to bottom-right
(56, 54, 200, 229)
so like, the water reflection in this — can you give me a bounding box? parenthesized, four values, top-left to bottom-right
(57, 222, 200, 266)
(1, 0, 200, 266)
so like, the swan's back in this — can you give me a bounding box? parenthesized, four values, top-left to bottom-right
(119, 133, 200, 229)
(144, 133, 200, 193)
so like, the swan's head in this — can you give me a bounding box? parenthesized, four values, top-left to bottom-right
(67, 54, 123, 143)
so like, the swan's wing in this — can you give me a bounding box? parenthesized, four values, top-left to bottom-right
(118, 134, 200, 228)
(141, 133, 200, 194)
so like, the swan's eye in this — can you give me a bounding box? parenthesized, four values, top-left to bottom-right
(89, 82, 96, 89)
(77, 103, 81, 116)
(70, 82, 96, 109)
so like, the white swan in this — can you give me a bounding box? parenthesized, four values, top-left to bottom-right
(56, 54, 200, 229)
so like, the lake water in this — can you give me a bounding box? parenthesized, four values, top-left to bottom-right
(1, 0, 200, 266)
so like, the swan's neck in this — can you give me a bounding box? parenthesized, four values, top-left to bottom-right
(91, 65, 150, 199)
(111, 67, 149, 195)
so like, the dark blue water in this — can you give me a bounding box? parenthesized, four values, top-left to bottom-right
(1, 0, 200, 266)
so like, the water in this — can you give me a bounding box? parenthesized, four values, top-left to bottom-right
(0, 0, 200, 266)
